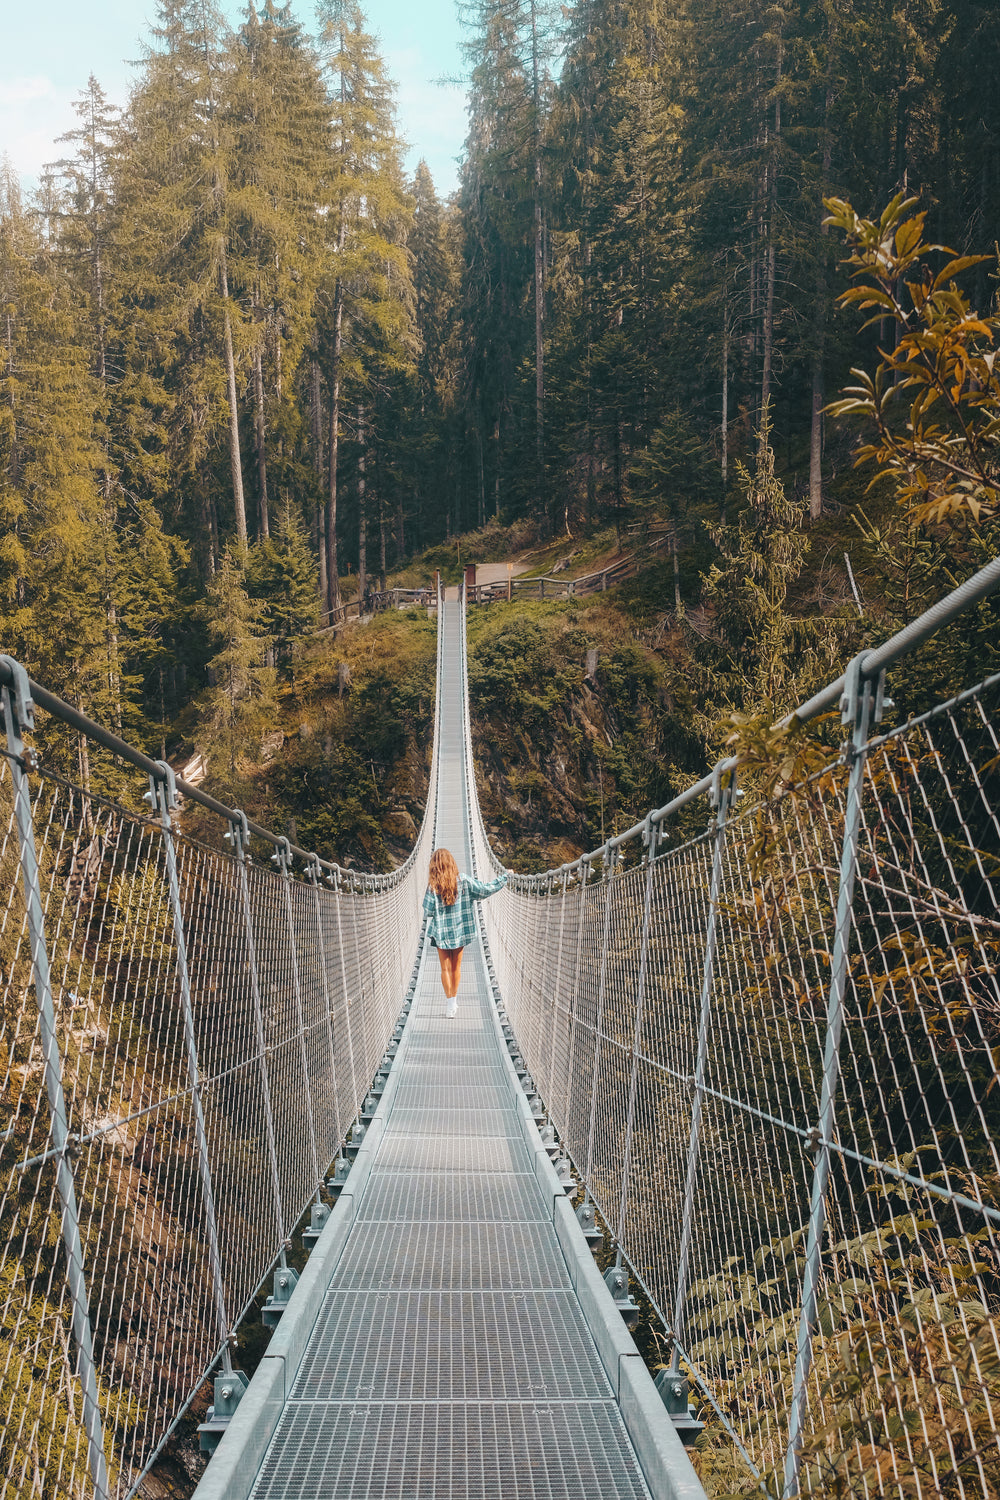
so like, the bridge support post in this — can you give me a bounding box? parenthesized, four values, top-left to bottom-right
(563, 857, 591, 1175)
(782, 656, 879, 1499)
(614, 815, 659, 1250)
(227, 812, 288, 1265)
(150, 762, 235, 1377)
(273, 838, 323, 1206)
(546, 869, 569, 1118)
(329, 866, 360, 1117)
(2, 660, 111, 1500)
(308, 854, 343, 1158)
(667, 761, 735, 1414)
(583, 844, 618, 1192)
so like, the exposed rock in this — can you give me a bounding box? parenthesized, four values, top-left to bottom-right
(260, 729, 284, 763)
(384, 809, 418, 841)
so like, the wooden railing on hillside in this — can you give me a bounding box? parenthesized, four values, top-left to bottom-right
(312, 528, 673, 627)
(466, 529, 672, 605)
(316, 586, 433, 634)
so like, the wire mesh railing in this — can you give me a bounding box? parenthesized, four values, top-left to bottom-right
(0, 632, 439, 1500)
(462, 565, 1000, 1500)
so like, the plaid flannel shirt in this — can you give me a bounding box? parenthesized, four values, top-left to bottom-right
(422, 872, 507, 950)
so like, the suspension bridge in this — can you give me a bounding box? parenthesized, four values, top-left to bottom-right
(2, 563, 999, 1500)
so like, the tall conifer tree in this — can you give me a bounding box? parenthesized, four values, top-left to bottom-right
(315, 0, 412, 615)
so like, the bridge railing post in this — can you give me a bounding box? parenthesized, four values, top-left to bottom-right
(227, 811, 287, 1261)
(584, 844, 618, 1190)
(148, 760, 234, 1373)
(2, 661, 112, 1500)
(309, 854, 343, 1153)
(564, 858, 590, 1164)
(782, 655, 878, 1499)
(330, 866, 360, 1123)
(669, 761, 735, 1373)
(613, 814, 659, 1249)
(273, 837, 323, 1205)
(546, 868, 569, 1114)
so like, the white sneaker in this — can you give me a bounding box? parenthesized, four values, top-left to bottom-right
(445, 998, 457, 1019)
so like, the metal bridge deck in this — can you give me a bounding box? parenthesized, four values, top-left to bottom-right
(218, 602, 662, 1498)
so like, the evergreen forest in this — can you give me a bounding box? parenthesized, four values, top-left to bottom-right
(3, 4, 1000, 1494)
(2, 0, 999, 848)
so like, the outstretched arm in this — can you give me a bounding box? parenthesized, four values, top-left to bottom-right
(463, 873, 508, 901)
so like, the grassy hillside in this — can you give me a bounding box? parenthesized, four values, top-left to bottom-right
(183, 457, 1000, 875)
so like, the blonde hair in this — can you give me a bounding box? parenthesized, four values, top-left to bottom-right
(428, 847, 459, 906)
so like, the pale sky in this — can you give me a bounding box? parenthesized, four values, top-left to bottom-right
(0, 0, 469, 198)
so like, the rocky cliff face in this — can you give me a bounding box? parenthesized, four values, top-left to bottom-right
(467, 603, 702, 869)
(235, 595, 704, 875)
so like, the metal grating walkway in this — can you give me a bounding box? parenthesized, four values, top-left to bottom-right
(229, 602, 666, 1499)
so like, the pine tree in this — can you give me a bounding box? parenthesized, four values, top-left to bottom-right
(405, 161, 460, 545)
(197, 547, 275, 788)
(116, 0, 250, 555)
(545, 0, 686, 532)
(225, 1, 331, 541)
(246, 502, 319, 674)
(696, 411, 840, 719)
(48, 78, 191, 745)
(458, 0, 542, 523)
(0, 166, 108, 733)
(315, 0, 413, 615)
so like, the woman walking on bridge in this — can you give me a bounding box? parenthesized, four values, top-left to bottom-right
(423, 848, 507, 1017)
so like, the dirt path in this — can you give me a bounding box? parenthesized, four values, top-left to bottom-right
(472, 560, 532, 586)
(442, 558, 532, 600)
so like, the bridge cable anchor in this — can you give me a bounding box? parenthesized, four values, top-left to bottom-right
(653, 1367, 705, 1448)
(198, 1367, 251, 1454)
(262, 1262, 300, 1327)
(576, 1196, 604, 1254)
(603, 1255, 639, 1328)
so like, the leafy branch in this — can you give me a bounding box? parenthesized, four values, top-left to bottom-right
(825, 193, 1000, 528)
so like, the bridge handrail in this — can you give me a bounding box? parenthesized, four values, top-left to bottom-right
(478, 546, 1000, 884)
(0, 597, 443, 1497)
(0, 658, 426, 892)
(459, 557, 1000, 1499)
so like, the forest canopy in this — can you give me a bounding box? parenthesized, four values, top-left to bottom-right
(1, 0, 998, 772)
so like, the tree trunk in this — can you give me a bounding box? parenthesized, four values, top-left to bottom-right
(253, 344, 269, 539)
(325, 273, 345, 615)
(357, 404, 367, 596)
(310, 346, 323, 555)
(721, 292, 729, 491)
(219, 248, 247, 546)
(477, 422, 486, 529)
(809, 18, 836, 521)
(93, 238, 106, 384)
(200, 464, 218, 579)
(530, 0, 545, 515)
(672, 525, 681, 615)
(760, 33, 782, 431)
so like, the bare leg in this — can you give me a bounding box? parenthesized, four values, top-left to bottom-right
(438, 948, 462, 1014)
(447, 950, 463, 998)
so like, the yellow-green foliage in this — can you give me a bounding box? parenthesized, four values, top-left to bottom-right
(0, 1255, 145, 1500)
(694, 1177, 1000, 1499)
(826, 195, 1000, 530)
(256, 608, 438, 868)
